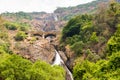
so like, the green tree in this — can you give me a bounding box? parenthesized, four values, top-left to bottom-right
(90, 32, 99, 43)
(107, 24, 120, 54)
(15, 31, 27, 41)
(0, 54, 65, 80)
(4, 22, 18, 30)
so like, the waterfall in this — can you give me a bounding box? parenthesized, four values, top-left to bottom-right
(54, 15, 58, 21)
(52, 50, 63, 65)
(52, 50, 74, 80)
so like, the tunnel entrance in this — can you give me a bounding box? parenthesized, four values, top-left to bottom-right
(33, 34, 42, 40)
(45, 34, 56, 39)
(33, 34, 42, 37)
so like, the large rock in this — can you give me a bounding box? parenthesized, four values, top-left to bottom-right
(13, 39, 55, 63)
(58, 51, 67, 63)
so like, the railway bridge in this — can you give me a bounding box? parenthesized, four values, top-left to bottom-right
(28, 30, 60, 39)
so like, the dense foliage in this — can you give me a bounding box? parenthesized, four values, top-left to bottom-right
(0, 53, 65, 80)
(15, 31, 27, 41)
(61, 14, 99, 55)
(60, 1, 120, 80)
(4, 22, 30, 31)
(61, 0, 120, 56)
(73, 52, 120, 80)
(2, 11, 32, 20)
(107, 24, 120, 54)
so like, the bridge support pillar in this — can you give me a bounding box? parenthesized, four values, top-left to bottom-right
(42, 34, 45, 39)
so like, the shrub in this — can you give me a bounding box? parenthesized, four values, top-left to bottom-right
(19, 26, 27, 31)
(107, 24, 120, 54)
(4, 22, 17, 30)
(0, 32, 8, 41)
(71, 41, 84, 55)
(15, 31, 27, 41)
(90, 32, 99, 43)
(0, 54, 65, 80)
(73, 52, 120, 80)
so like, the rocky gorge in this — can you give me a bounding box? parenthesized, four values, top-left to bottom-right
(0, 0, 114, 79)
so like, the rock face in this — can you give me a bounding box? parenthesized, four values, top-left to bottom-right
(59, 51, 67, 63)
(13, 36, 55, 63)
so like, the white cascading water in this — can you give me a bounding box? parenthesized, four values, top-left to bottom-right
(54, 15, 58, 21)
(52, 50, 62, 65)
(52, 50, 74, 80)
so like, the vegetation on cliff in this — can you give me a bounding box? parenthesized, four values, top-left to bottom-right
(0, 17, 65, 80)
(54, 0, 109, 20)
(0, 0, 120, 80)
(61, 1, 120, 80)
(2, 11, 32, 20)
(0, 53, 65, 80)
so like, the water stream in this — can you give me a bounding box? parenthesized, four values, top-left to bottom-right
(54, 15, 58, 21)
(52, 50, 74, 80)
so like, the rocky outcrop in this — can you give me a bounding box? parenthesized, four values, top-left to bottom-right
(59, 51, 67, 63)
(13, 37, 55, 63)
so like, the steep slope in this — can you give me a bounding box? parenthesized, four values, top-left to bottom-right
(54, 0, 110, 20)
(60, 1, 120, 80)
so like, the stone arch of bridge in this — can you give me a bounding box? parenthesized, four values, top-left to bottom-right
(44, 33, 56, 38)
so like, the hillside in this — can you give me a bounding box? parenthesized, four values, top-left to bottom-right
(1, 0, 110, 32)
(0, 15, 66, 80)
(0, 0, 120, 80)
(54, 0, 109, 20)
(60, 1, 120, 79)
(1, 12, 65, 32)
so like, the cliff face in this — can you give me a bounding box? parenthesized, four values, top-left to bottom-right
(15, 39, 55, 63)
(2, 12, 66, 32)
(1, 0, 110, 32)
(7, 30, 56, 63)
